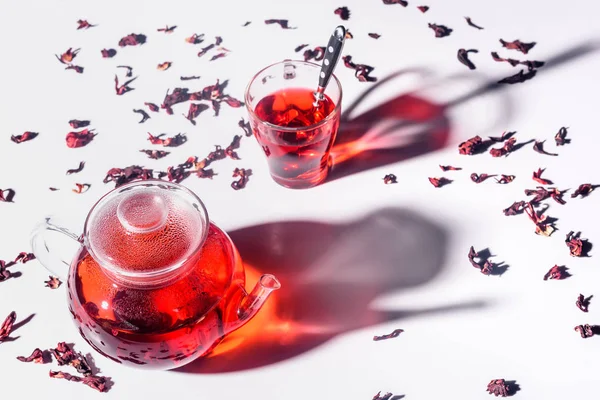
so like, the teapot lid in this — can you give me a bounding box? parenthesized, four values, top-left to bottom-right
(83, 180, 209, 286)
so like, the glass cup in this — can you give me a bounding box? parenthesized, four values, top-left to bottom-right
(244, 60, 342, 189)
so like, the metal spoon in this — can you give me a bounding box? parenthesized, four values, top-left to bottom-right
(313, 25, 346, 107)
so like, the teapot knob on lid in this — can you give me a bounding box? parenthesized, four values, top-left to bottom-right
(117, 191, 168, 233)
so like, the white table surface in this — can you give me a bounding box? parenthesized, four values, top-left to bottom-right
(1, 0, 600, 398)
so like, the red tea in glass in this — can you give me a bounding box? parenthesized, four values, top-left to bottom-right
(246, 60, 342, 189)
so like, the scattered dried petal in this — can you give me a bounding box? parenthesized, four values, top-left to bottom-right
(555, 127, 570, 146)
(498, 69, 536, 84)
(495, 175, 515, 184)
(382, 0, 408, 5)
(576, 294, 592, 313)
(139, 149, 169, 159)
(133, 109, 150, 123)
(571, 183, 595, 198)
(417, 5, 429, 12)
(428, 177, 452, 187)
(294, 44, 309, 52)
(101, 48, 117, 58)
(368, 33, 381, 39)
(17, 348, 47, 363)
(373, 328, 404, 341)
(45, 276, 62, 289)
(489, 137, 516, 157)
(459, 135, 483, 155)
(465, 16, 484, 30)
(157, 25, 177, 33)
(342, 55, 378, 82)
(0, 311, 17, 342)
(440, 165, 461, 171)
(565, 231, 587, 257)
(543, 265, 569, 280)
(11, 131, 38, 143)
(500, 39, 536, 54)
(383, 174, 397, 184)
(147, 133, 187, 147)
(144, 102, 160, 112)
(532, 168, 552, 185)
(488, 131, 515, 142)
(471, 173, 493, 183)
(180, 75, 201, 81)
(264, 19, 296, 29)
(238, 118, 252, 137)
(503, 201, 527, 216)
(66, 161, 85, 175)
(66, 129, 96, 148)
(55, 48, 80, 64)
(0, 188, 16, 203)
(225, 135, 242, 160)
(118, 33, 147, 47)
(457, 49, 478, 70)
(231, 168, 252, 190)
(185, 33, 204, 44)
(117, 65, 133, 77)
(486, 379, 509, 397)
(65, 65, 84, 74)
(210, 52, 227, 61)
(72, 183, 91, 194)
(574, 324, 596, 338)
(428, 23, 452, 38)
(115, 75, 137, 95)
(104, 166, 155, 188)
(334, 7, 351, 20)
(69, 119, 90, 129)
(157, 61, 172, 71)
(14, 252, 35, 263)
(77, 20, 95, 30)
(533, 140, 558, 156)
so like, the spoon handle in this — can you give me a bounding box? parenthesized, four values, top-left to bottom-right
(317, 26, 346, 92)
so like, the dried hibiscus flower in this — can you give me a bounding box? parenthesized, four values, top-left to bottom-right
(239, 118, 252, 137)
(342, 55, 378, 82)
(543, 265, 569, 280)
(45, 276, 62, 289)
(69, 119, 90, 129)
(576, 294, 592, 313)
(76, 20, 96, 30)
(232, 168, 252, 190)
(72, 183, 91, 194)
(503, 200, 527, 216)
(225, 135, 242, 160)
(264, 19, 296, 29)
(500, 39, 536, 54)
(157, 25, 177, 33)
(66, 161, 85, 175)
(496, 175, 515, 184)
(183, 103, 209, 125)
(14, 252, 35, 263)
(65, 65, 84, 74)
(565, 231, 589, 257)
(368, 33, 381, 39)
(489, 137, 516, 157)
(145, 102, 160, 112)
(471, 173, 494, 183)
(555, 127, 570, 146)
(104, 166, 155, 187)
(417, 5, 429, 12)
(0, 311, 16, 342)
(532, 168, 552, 185)
(373, 328, 404, 341)
(49, 371, 108, 393)
(66, 129, 96, 148)
(533, 140, 558, 156)
(101, 48, 117, 58)
(295, 44, 309, 52)
(465, 17, 483, 30)
(0, 260, 11, 281)
(486, 379, 510, 397)
(383, 174, 397, 184)
(334, 7, 351, 20)
(498, 69, 536, 84)
(185, 33, 204, 44)
(459, 135, 483, 155)
(118, 33, 147, 47)
(133, 109, 150, 123)
(440, 165, 461, 171)
(197, 43, 215, 57)
(457, 49, 478, 70)
(157, 61, 172, 71)
(147, 133, 187, 147)
(571, 183, 595, 198)
(304, 46, 326, 62)
(0, 188, 16, 203)
(17, 348, 48, 363)
(55, 48, 80, 64)
(428, 177, 451, 187)
(491, 51, 521, 66)
(489, 131, 515, 142)
(428, 23, 452, 38)
(139, 149, 169, 159)
(11, 131, 38, 143)
(574, 324, 596, 338)
(181, 76, 201, 81)
(210, 52, 227, 61)
(115, 75, 137, 95)
(524, 202, 555, 236)
(383, 0, 408, 5)
(117, 65, 133, 77)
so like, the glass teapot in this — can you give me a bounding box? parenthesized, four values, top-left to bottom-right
(30, 180, 280, 370)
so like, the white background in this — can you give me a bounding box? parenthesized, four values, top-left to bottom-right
(1, 0, 600, 398)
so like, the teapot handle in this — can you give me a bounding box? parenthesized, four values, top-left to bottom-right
(30, 216, 82, 280)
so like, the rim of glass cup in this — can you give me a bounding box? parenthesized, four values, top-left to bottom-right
(82, 179, 210, 282)
(244, 59, 343, 133)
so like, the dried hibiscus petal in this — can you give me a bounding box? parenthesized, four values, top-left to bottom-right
(77, 20, 96, 30)
(571, 183, 595, 198)
(428, 177, 451, 187)
(533, 140, 558, 156)
(139, 149, 169, 159)
(500, 39, 536, 54)
(334, 7, 351, 20)
(0, 188, 16, 203)
(55, 48, 80, 64)
(65, 65, 84, 74)
(0, 260, 11, 281)
(489, 137, 516, 157)
(440, 165, 461, 171)
(428, 23, 452, 38)
(373, 328, 403, 341)
(232, 168, 252, 190)
(555, 127, 570, 146)
(495, 175, 515, 184)
(304, 46, 326, 62)
(239, 118, 252, 137)
(295, 44, 309, 52)
(243, 21, 251, 27)
(459, 135, 483, 155)
(532, 168, 552, 185)
(197, 43, 215, 57)
(45, 276, 62, 289)
(491, 52, 521, 67)
(0, 311, 17, 342)
(383, 0, 408, 5)
(383, 174, 397, 184)
(69, 119, 90, 129)
(488, 131, 515, 143)
(104, 166, 155, 187)
(11, 131, 38, 143)
(14, 252, 35, 263)
(185, 33, 204, 44)
(147, 133, 187, 147)
(72, 183, 91, 194)
(543, 265, 569, 280)
(145, 102, 160, 112)
(524, 186, 551, 203)
(498, 69, 536, 84)
(157, 61, 172, 71)
(503, 201, 527, 216)
(524, 202, 555, 236)
(225, 135, 242, 160)
(264, 19, 296, 29)
(465, 17, 484, 30)
(417, 5, 429, 12)
(17, 348, 48, 363)
(342, 55, 378, 82)
(118, 33, 147, 47)
(210, 52, 227, 61)
(157, 25, 177, 33)
(66, 161, 85, 175)
(101, 48, 117, 58)
(457, 49, 478, 70)
(368, 33, 381, 39)
(576, 294, 592, 313)
(565, 231, 588, 257)
(574, 324, 596, 338)
(115, 75, 137, 95)
(471, 173, 493, 183)
(66, 129, 96, 148)
(133, 109, 150, 123)
(162, 87, 191, 113)
(183, 103, 209, 125)
(180, 75, 201, 81)
(486, 379, 511, 397)
(117, 65, 133, 77)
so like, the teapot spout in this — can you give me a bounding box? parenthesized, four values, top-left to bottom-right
(237, 274, 281, 321)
